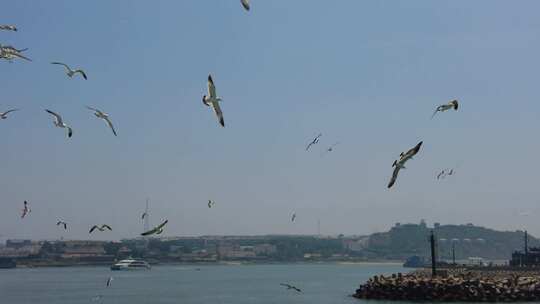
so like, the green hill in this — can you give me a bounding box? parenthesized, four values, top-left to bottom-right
(361, 221, 538, 260)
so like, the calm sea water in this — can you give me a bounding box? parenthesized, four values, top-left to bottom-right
(0, 263, 405, 304)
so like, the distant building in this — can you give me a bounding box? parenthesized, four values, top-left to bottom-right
(510, 247, 540, 267)
(61, 241, 106, 258)
(254, 244, 277, 255)
(6, 239, 31, 249)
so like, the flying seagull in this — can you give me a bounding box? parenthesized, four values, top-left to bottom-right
(436, 169, 446, 180)
(387, 141, 423, 189)
(203, 75, 225, 127)
(89, 224, 112, 233)
(305, 133, 322, 151)
(45, 109, 73, 138)
(21, 201, 30, 218)
(321, 142, 339, 156)
(241, 0, 250, 11)
(56, 220, 68, 230)
(85, 106, 117, 136)
(51, 62, 87, 80)
(291, 212, 296, 222)
(141, 220, 168, 236)
(106, 277, 113, 287)
(0, 25, 17, 31)
(0, 46, 31, 62)
(432, 99, 459, 119)
(280, 283, 302, 293)
(208, 200, 216, 208)
(0, 109, 19, 119)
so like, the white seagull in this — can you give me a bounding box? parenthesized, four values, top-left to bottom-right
(387, 141, 423, 189)
(306, 133, 322, 151)
(56, 220, 68, 230)
(45, 109, 73, 138)
(141, 220, 168, 236)
(89, 224, 112, 233)
(21, 201, 30, 218)
(0, 25, 17, 31)
(241, 0, 250, 11)
(85, 106, 117, 136)
(432, 99, 459, 119)
(202, 74, 225, 127)
(51, 62, 87, 80)
(0, 109, 19, 119)
(208, 200, 216, 208)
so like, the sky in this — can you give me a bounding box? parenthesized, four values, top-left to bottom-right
(1, 0, 540, 241)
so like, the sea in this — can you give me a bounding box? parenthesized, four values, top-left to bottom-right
(0, 263, 405, 304)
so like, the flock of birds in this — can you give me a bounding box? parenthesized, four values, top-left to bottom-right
(4, 1, 464, 299)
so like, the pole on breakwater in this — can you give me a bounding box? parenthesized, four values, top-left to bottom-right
(430, 230, 436, 277)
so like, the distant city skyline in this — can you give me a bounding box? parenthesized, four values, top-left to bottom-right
(1, 1, 540, 240)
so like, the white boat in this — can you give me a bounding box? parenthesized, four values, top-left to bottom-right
(110, 259, 151, 271)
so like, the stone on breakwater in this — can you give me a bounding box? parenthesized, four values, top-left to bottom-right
(353, 270, 540, 302)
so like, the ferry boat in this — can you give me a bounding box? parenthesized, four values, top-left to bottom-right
(110, 259, 151, 271)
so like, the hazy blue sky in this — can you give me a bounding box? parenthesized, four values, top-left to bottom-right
(1, 1, 540, 241)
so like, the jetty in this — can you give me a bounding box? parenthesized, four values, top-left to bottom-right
(354, 268, 540, 302)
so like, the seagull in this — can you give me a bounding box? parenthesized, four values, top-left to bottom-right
(202, 74, 225, 127)
(89, 224, 112, 233)
(291, 212, 296, 222)
(321, 142, 339, 156)
(0, 46, 31, 62)
(280, 283, 302, 293)
(141, 220, 168, 236)
(91, 295, 104, 302)
(85, 106, 117, 136)
(241, 0, 250, 11)
(21, 201, 30, 218)
(45, 110, 73, 138)
(106, 277, 113, 287)
(436, 169, 446, 180)
(0, 25, 17, 31)
(208, 200, 216, 208)
(306, 133, 322, 151)
(56, 220, 68, 230)
(387, 141, 423, 189)
(431, 99, 459, 119)
(0, 109, 19, 119)
(51, 62, 87, 80)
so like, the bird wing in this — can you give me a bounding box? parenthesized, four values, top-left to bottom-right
(51, 62, 70, 71)
(3, 109, 19, 115)
(211, 101, 225, 127)
(156, 220, 168, 230)
(241, 0, 250, 11)
(387, 166, 400, 188)
(75, 70, 87, 80)
(45, 109, 63, 124)
(207, 75, 217, 98)
(208, 201, 212, 208)
(141, 212, 147, 220)
(102, 224, 112, 231)
(13, 52, 31, 61)
(85, 105, 100, 113)
(89, 225, 98, 233)
(141, 227, 157, 236)
(67, 127, 73, 138)
(63, 223, 67, 230)
(280, 283, 292, 288)
(305, 142, 313, 151)
(103, 117, 117, 136)
(403, 141, 422, 159)
(431, 107, 439, 119)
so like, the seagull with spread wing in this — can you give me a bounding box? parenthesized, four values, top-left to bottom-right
(141, 220, 168, 236)
(85, 106, 117, 136)
(208, 200, 216, 208)
(291, 212, 296, 222)
(280, 283, 302, 293)
(387, 141, 423, 189)
(89, 224, 112, 233)
(21, 201, 30, 218)
(0, 25, 17, 31)
(51, 62, 87, 80)
(0, 45, 31, 62)
(0, 109, 19, 119)
(241, 0, 250, 11)
(45, 109, 73, 138)
(306, 133, 322, 151)
(432, 100, 459, 118)
(202, 75, 225, 127)
(57, 220, 68, 230)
